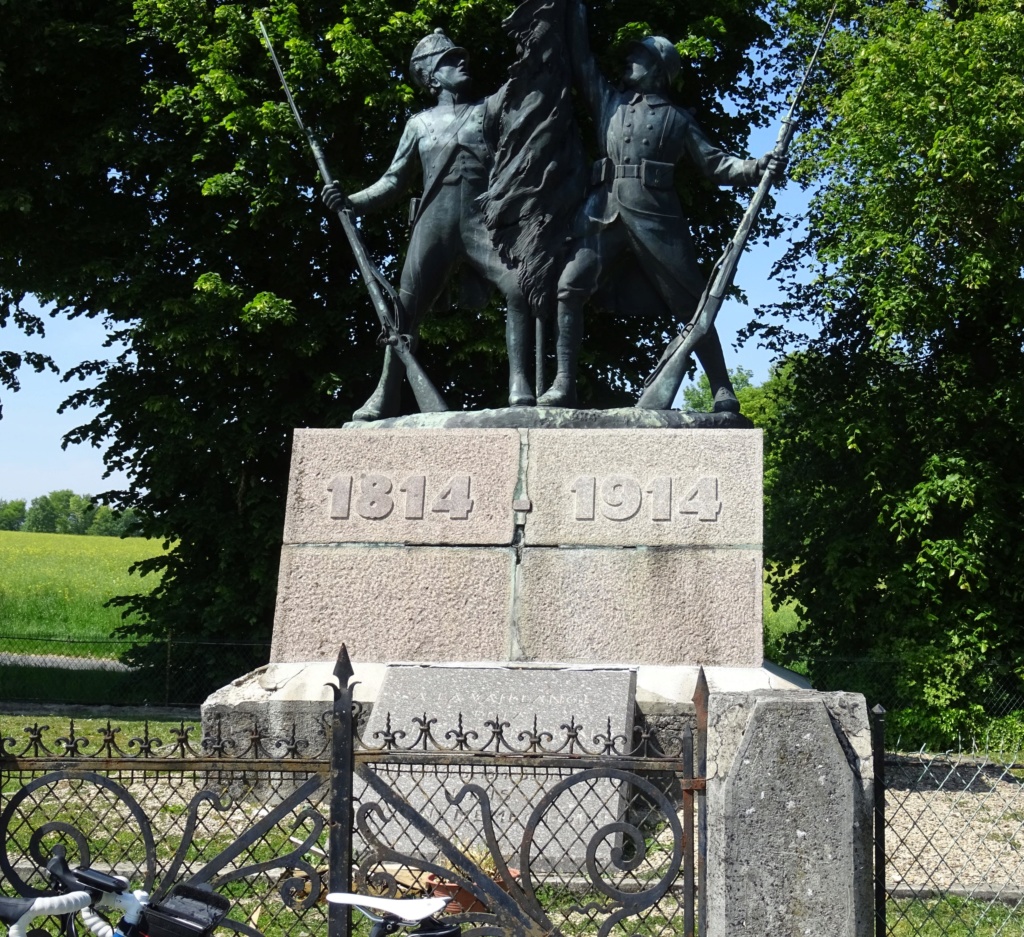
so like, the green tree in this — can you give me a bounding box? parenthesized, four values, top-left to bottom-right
(1, 0, 779, 701)
(22, 490, 96, 534)
(761, 0, 1024, 745)
(679, 365, 788, 430)
(23, 492, 63, 533)
(0, 499, 27, 531)
(88, 505, 142, 537)
(681, 367, 755, 413)
(61, 493, 98, 534)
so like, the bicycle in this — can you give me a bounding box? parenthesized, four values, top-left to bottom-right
(1, 852, 459, 937)
(0, 853, 229, 937)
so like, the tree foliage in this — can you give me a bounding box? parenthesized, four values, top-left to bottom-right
(19, 490, 141, 536)
(0, 0, 777, 698)
(0, 499, 27, 532)
(681, 367, 757, 413)
(760, 0, 1024, 745)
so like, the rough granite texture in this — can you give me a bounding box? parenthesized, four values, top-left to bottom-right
(284, 428, 521, 546)
(270, 544, 515, 662)
(363, 665, 637, 868)
(270, 426, 764, 667)
(705, 691, 874, 937)
(365, 665, 636, 745)
(513, 548, 763, 665)
(524, 429, 762, 547)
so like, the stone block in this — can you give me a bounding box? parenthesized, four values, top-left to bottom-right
(705, 690, 874, 937)
(514, 547, 762, 666)
(283, 428, 521, 546)
(265, 425, 765, 669)
(360, 664, 637, 871)
(364, 664, 636, 745)
(270, 545, 515, 662)
(524, 429, 761, 547)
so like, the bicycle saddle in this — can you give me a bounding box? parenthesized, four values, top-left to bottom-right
(326, 894, 449, 923)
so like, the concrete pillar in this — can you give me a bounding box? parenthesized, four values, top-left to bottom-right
(705, 690, 874, 937)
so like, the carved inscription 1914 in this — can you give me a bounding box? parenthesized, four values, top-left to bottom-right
(571, 476, 721, 523)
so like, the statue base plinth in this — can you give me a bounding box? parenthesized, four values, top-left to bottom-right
(270, 423, 763, 666)
(342, 405, 752, 431)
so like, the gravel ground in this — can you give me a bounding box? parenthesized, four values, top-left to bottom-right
(885, 753, 1024, 895)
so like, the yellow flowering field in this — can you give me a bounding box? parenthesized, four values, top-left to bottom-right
(0, 531, 166, 651)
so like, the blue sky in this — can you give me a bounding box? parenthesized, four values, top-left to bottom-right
(0, 125, 807, 504)
(0, 309, 128, 502)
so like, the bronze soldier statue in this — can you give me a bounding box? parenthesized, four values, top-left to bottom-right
(323, 29, 535, 421)
(537, 1, 784, 411)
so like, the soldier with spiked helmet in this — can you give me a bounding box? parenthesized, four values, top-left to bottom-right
(323, 28, 535, 421)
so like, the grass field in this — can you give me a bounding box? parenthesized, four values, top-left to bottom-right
(890, 897, 1024, 936)
(0, 712, 193, 750)
(0, 530, 166, 654)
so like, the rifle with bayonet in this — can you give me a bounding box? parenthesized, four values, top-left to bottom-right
(258, 20, 448, 414)
(636, 3, 838, 411)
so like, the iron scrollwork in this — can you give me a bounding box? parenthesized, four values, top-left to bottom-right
(352, 763, 687, 937)
(0, 770, 159, 897)
(0, 768, 331, 937)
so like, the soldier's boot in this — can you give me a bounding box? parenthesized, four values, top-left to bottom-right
(694, 328, 740, 414)
(507, 306, 536, 407)
(351, 346, 405, 422)
(537, 300, 581, 408)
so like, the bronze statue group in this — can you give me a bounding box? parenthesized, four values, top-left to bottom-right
(322, 0, 784, 421)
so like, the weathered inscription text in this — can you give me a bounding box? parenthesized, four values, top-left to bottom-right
(327, 474, 474, 521)
(571, 475, 721, 523)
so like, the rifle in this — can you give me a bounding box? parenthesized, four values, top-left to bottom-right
(636, 2, 838, 411)
(259, 21, 448, 414)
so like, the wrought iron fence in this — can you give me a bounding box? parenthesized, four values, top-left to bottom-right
(0, 649, 706, 937)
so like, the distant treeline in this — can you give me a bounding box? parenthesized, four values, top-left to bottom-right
(0, 490, 142, 537)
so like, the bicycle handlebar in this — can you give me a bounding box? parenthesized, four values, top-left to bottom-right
(6, 890, 92, 937)
(81, 905, 115, 937)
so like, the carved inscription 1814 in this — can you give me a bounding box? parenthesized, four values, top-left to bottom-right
(328, 474, 474, 521)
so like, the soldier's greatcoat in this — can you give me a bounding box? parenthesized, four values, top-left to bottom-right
(560, 21, 761, 306)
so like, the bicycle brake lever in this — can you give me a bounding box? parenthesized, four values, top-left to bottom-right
(46, 854, 83, 895)
(71, 870, 127, 896)
(46, 854, 127, 902)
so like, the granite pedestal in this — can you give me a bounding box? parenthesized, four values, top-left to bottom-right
(202, 414, 872, 936)
(270, 424, 763, 668)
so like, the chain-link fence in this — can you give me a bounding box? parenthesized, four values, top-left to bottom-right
(777, 657, 1024, 752)
(0, 635, 270, 707)
(804, 658, 1024, 717)
(873, 705, 1024, 937)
